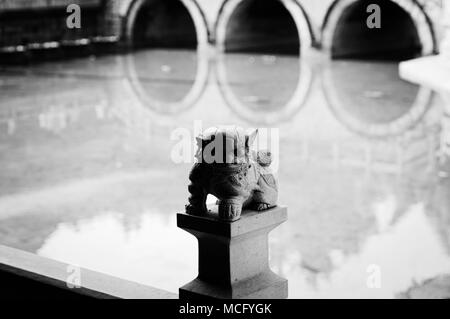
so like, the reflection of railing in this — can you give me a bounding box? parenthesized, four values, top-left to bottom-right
(296, 125, 440, 175)
(38, 106, 81, 133)
(1, 52, 440, 142)
(0, 118, 16, 135)
(0, 77, 108, 136)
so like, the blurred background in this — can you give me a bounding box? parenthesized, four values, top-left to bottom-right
(0, 0, 449, 298)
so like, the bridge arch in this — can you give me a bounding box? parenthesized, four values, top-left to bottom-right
(123, 0, 209, 49)
(215, 0, 313, 55)
(322, 0, 436, 59)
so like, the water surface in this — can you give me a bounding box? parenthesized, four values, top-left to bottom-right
(0, 49, 449, 298)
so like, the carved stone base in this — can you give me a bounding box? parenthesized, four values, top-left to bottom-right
(177, 206, 288, 299)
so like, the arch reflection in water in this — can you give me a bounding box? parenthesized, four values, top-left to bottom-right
(322, 0, 435, 60)
(322, 60, 433, 137)
(216, 53, 312, 125)
(123, 49, 209, 116)
(121, 0, 209, 116)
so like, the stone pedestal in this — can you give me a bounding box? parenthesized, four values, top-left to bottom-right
(178, 206, 288, 299)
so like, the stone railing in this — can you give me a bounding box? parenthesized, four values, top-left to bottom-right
(0, 245, 177, 299)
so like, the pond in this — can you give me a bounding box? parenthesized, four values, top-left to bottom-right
(0, 49, 449, 298)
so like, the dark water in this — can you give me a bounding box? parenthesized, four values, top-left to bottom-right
(0, 49, 449, 298)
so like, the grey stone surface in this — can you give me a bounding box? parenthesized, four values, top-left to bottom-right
(178, 206, 288, 299)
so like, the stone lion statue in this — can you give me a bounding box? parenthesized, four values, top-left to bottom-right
(185, 126, 278, 221)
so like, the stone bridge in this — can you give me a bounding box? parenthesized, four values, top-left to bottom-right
(0, 0, 446, 58)
(107, 0, 444, 56)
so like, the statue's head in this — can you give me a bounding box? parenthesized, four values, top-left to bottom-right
(195, 126, 258, 164)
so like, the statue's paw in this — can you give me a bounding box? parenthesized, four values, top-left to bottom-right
(256, 151, 272, 167)
(255, 203, 273, 211)
(185, 204, 207, 216)
(218, 201, 242, 222)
